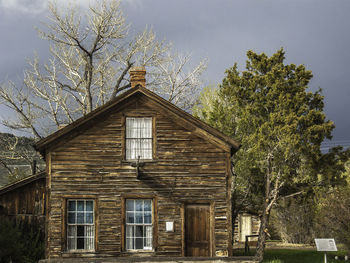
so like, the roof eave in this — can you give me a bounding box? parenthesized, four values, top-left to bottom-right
(35, 87, 141, 152)
(35, 86, 241, 154)
(0, 171, 46, 196)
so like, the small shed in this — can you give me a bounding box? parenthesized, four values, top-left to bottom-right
(0, 172, 46, 226)
(234, 213, 260, 244)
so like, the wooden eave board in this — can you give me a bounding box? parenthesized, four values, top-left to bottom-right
(35, 87, 240, 154)
(138, 88, 240, 150)
(0, 172, 46, 195)
(35, 87, 140, 153)
(43, 95, 138, 154)
(139, 97, 231, 152)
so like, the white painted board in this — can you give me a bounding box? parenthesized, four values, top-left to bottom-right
(166, 221, 174, 232)
(315, 238, 337, 252)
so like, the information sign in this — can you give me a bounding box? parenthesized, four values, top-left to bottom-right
(166, 221, 174, 232)
(315, 238, 337, 252)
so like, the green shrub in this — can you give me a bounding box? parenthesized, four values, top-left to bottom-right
(0, 217, 45, 263)
(0, 217, 24, 263)
(20, 220, 45, 263)
(316, 187, 350, 253)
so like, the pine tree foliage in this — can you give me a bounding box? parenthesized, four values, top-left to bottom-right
(194, 48, 334, 261)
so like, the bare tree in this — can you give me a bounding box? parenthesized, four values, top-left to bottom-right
(0, 0, 207, 182)
(152, 53, 208, 111)
(0, 133, 40, 183)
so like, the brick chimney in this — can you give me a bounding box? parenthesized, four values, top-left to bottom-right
(129, 67, 146, 89)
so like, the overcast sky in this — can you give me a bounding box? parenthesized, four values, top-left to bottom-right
(0, 0, 349, 150)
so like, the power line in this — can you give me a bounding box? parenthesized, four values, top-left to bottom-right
(322, 143, 350, 146)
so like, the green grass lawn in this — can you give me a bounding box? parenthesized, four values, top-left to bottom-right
(234, 248, 346, 263)
(263, 249, 345, 263)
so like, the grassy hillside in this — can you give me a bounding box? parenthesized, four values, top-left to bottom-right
(0, 133, 43, 187)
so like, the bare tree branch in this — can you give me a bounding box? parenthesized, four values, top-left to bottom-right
(0, 0, 208, 182)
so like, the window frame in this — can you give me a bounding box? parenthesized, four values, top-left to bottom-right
(121, 195, 158, 252)
(62, 196, 98, 253)
(122, 114, 157, 161)
(125, 199, 153, 251)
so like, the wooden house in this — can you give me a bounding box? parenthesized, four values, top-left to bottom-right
(32, 67, 241, 260)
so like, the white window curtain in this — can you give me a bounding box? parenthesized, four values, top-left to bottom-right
(145, 226, 153, 248)
(125, 199, 153, 250)
(67, 200, 94, 251)
(126, 117, 152, 160)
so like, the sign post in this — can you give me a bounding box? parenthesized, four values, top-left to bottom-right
(315, 238, 337, 263)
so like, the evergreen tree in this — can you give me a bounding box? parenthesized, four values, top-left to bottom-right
(195, 48, 334, 261)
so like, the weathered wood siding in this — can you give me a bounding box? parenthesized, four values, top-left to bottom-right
(46, 94, 231, 258)
(0, 176, 46, 224)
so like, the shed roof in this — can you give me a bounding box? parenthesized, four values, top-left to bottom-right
(0, 171, 46, 196)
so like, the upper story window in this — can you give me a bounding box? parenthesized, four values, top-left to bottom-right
(126, 117, 152, 160)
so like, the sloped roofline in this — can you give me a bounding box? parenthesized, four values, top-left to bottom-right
(0, 171, 46, 196)
(35, 86, 240, 155)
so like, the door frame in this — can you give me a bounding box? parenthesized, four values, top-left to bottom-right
(180, 200, 214, 257)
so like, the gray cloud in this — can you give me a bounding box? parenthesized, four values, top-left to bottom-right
(0, 0, 47, 14)
(0, 0, 349, 147)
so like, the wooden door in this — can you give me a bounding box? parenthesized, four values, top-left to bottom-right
(240, 215, 252, 241)
(185, 204, 211, 257)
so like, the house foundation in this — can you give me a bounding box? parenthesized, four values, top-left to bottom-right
(39, 256, 258, 263)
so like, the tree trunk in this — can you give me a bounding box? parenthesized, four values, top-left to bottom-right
(255, 160, 272, 262)
(84, 57, 93, 113)
(255, 174, 279, 261)
(231, 195, 239, 246)
(255, 204, 269, 262)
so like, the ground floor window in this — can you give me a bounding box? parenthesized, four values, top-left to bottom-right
(67, 200, 94, 251)
(126, 199, 153, 250)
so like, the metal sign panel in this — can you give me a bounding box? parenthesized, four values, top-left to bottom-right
(315, 238, 338, 252)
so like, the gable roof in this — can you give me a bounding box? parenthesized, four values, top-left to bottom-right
(35, 86, 240, 156)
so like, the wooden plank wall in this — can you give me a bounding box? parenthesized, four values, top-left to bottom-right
(0, 177, 46, 224)
(47, 95, 231, 258)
